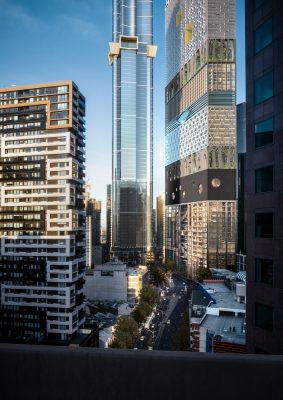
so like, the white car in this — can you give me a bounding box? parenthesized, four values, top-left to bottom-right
(167, 320, 171, 325)
(140, 336, 145, 341)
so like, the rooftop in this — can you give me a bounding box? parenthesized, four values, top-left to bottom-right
(200, 281, 246, 313)
(201, 315, 246, 344)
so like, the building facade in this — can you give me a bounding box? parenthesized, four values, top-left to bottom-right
(165, 0, 237, 277)
(109, 0, 157, 265)
(236, 102, 246, 272)
(156, 193, 165, 263)
(85, 198, 101, 268)
(85, 262, 128, 302)
(0, 81, 86, 343)
(106, 184, 112, 247)
(246, 0, 283, 354)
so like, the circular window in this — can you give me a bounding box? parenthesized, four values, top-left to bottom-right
(211, 178, 221, 188)
(198, 184, 203, 194)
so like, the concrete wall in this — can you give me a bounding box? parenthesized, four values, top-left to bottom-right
(1, 344, 283, 400)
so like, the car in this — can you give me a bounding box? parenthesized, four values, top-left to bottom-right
(148, 346, 153, 350)
(151, 324, 155, 329)
(167, 320, 171, 324)
(133, 348, 138, 350)
(140, 336, 145, 341)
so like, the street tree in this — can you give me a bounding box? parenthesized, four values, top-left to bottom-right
(132, 301, 152, 324)
(196, 266, 212, 282)
(173, 311, 190, 351)
(110, 316, 139, 348)
(139, 286, 159, 307)
(151, 267, 167, 287)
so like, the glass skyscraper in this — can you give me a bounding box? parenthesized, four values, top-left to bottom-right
(109, 0, 157, 264)
(165, 0, 237, 277)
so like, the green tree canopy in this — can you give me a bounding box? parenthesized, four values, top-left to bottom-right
(196, 266, 212, 282)
(139, 286, 159, 307)
(173, 311, 190, 351)
(110, 316, 139, 349)
(164, 259, 177, 272)
(131, 301, 152, 324)
(151, 267, 167, 287)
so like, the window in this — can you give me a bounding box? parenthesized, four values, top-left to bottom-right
(254, 19, 272, 54)
(255, 303, 273, 331)
(254, 0, 264, 9)
(254, 71, 273, 105)
(255, 212, 273, 238)
(255, 258, 273, 285)
(255, 117, 274, 148)
(255, 165, 274, 192)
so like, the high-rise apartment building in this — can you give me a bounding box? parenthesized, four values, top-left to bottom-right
(0, 81, 86, 343)
(165, 0, 237, 277)
(246, 0, 283, 354)
(109, 0, 157, 265)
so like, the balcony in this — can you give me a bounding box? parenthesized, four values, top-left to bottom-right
(0, 344, 282, 399)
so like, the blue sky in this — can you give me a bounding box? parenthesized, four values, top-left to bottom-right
(0, 0, 245, 225)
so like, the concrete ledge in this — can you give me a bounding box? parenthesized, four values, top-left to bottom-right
(0, 344, 283, 400)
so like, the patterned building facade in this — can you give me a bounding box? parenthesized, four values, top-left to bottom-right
(165, 0, 237, 276)
(0, 81, 86, 343)
(109, 0, 157, 264)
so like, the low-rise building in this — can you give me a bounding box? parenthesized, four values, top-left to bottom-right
(190, 276, 246, 353)
(127, 266, 148, 302)
(85, 262, 128, 302)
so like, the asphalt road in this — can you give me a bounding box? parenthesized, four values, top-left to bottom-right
(135, 274, 190, 351)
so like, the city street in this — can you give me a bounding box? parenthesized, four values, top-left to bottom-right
(134, 274, 190, 351)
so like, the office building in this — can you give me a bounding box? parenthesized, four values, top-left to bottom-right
(85, 188, 102, 268)
(165, 0, 237, 277)
(237, 103, 246, 256)
(0, 81, 86, 343)
(106, 184, 111, 247)
(246, 0, 283, 354)
(236, 102, 246, 272)
(109, 0, 157, 265)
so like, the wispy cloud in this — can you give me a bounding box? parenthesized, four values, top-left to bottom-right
(0, 0, 39, 28)
(60, 15, 99, 41)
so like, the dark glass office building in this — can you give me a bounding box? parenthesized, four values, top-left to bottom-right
(246, 0, 283, 354)
(109, 0, 157, 264)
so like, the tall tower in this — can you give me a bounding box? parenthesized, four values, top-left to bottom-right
(165, 0, 237, 277)
(106, 184, 112, 247)
(0, 81, 86, 343)
(156, 194, 165, 263)
(246, 0, 283, 354)
(109, 0, 157, 265)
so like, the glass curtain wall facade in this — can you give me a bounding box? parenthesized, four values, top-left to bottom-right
(165, 0, 237, 277)
(0, 81, 86, 343)
(109, 0, 157, 264)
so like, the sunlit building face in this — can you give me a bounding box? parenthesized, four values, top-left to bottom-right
(165, 0, 237, 276)
(110, 0, 157, 264)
